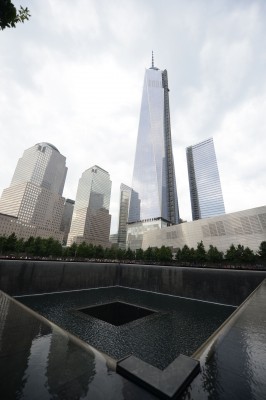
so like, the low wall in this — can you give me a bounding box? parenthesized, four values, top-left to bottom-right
(1, 260, 266, 305)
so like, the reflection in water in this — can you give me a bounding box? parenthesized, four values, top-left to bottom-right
(46, 328, 95, 399)
(0, 294, 41, 399)
(22, 333, 52, 400)
(0, 292, 156, 400)
(0, 293, 97, 399)
(182, 281, 266, 400)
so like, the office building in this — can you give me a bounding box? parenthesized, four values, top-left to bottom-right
(67, 166, 112, 248)
(0, 142, 67, 241)
(186, 138, 225, 220)
(60, 198, 75, 245)
(127, 54, 179, 249)
(117, 183, 131, 249)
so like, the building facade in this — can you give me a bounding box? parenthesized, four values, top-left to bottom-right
(60, 199, 75, 245)
(127, 56, 180, 249)
(67, 166, 112, 248)
(117, 183, 131, 249)
(142, 206, 266, 254)
(0, 143, 67, 241)
(186, 138, 225, 220)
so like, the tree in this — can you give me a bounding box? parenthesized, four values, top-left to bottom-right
(195, 241, 206, 264)
(24, 236, 37, 256)
(125, 247, 135, 261)
(180, 245, 191, 263)
(5, 232, 17, 253)
(94, 245, 104, 259)
(158, 246, 172, 263)
(0, 1, 30, 30)
(68, 242, 78, 257)
(116, 248, 126, 261)
(242, 247, 256, 264)
(207, 245, 223, 264)
(33, 236, 45, 256)
(225, 244, 237, 264)
(175, 248, 182, 263)
(0, 235, 7, 254)
(144, 247, 155, 262)
(135, 248, 144, 261)
(77, 242, 89, 258)
(258, 241, 266, 261)
(104, 246, 116, 260)
(87, 243, 95, 259)
(42, 237, 62, 257)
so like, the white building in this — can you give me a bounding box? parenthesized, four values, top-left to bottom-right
(67, 166, 112, 248)
(0, 142, 67, 241)
(142, 206, 266, 253)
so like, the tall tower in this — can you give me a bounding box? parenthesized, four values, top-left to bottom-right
(0, 142, 67, 240)
(186, 137, 225, 220)
(67, 166, 112, 248)
(127, 55, 179, 249)
(128, 54, 179, 225)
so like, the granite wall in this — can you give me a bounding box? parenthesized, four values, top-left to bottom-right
(1, 260, 266, 305)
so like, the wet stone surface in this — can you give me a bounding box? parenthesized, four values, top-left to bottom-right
(18, 286, 234, 370)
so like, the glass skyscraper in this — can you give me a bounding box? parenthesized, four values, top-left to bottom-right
(0, 142, 67, 240)
(128, 57, 180, 226)
(186, 137, 225, 220)
(117, 183, 131, 249)
(67, 166, 112, 247)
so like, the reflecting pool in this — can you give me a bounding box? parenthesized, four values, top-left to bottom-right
(0, 291, 156, 400)
(18, 287, 235, 370)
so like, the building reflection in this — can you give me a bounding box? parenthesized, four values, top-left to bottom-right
(46, 328, 95, 398)
(0, 293, 96, 399)
(0, 293, 41, 398)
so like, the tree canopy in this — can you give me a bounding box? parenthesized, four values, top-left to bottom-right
(0, 232, 265, 268)
(0, 0, 30, 30)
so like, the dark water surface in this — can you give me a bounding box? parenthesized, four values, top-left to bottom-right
(0, 291, 157, 400)
(18, 287, 234, 370)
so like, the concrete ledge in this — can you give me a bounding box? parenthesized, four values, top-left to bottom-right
(117, 354, 200, 399)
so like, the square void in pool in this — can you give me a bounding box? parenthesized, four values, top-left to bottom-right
(78, 301, 156, 326)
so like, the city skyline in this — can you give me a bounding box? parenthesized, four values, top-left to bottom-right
(1, 1, 266, 234)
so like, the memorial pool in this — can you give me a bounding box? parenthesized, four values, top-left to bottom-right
(18, 286, 235, 370)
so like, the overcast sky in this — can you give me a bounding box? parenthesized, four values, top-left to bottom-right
(1, 0, 266, 233)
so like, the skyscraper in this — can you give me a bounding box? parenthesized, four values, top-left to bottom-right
(127, 55, 179, 249)
(60, 198, 75, 245)
(67, 166, 112, 248)
(186, 137, 225, 220)
(117, 183, 131, 249)
(0, 142, 67, 240)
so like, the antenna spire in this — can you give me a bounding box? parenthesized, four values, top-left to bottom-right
(152, 50, 154, 68)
